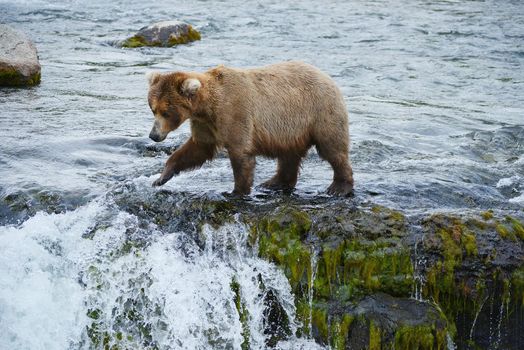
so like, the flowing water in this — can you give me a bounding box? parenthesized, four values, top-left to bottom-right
(0, 0, 523, 349)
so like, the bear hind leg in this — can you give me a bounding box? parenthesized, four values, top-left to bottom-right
(316, 143, 354, 197)
(260, 154, 302, 193)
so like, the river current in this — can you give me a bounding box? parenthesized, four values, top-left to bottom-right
(0, 0, 523, 349)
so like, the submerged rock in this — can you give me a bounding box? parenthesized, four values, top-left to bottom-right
(0, 24, 41, 87)
(0, 188, 88, 225)
(120, 21, 201, 48)
(111, 186, 524, 349)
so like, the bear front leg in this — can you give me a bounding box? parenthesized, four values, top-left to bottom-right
(152, 139, 215, 187)
(229, 153, 255, 195)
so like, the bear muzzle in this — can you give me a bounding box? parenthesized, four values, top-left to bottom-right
(149, 120, 167, 142)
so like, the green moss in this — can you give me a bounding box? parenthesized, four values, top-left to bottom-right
(422, 217, 491, 333)
(496, 223, 516, 241)
(495, 216, 524, 241)
(255, 208, 312, 292)
(506, 216, 524, 240)
(168, 26, 201, 45)
(0, 67, 40, 87)
(231, 278, 250, 350)
(419, 214, 524, 350)
(461, 232, 478, 257)
(339, 239, 414, 300)
(371, 205, 405, 224)
(310, 308, 354, 350)
(331, 314, 353, 350)
(371, 206, 382, 214)
(311, 307, 329, 343)
(121, 35, 151, 48)
(390, 210, 405, 223)
(481, 210, 494, 221)
(295, 299, 311, 336)
(394, 324, 442, 350)
(87, 308, 101, 320)
(321, 244, 344, 294)
(369, 320, 381, 350)
(511, 266, 524, 306)
(425, 219, 482, 305)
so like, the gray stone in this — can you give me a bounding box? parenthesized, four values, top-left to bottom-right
(0, 24, 41, 86)
(120, 21, 201, 48)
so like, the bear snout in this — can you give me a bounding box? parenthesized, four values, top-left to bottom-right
(149, 130, 161, 142)
(149, 126, 164, 142)
(149, 120, 167, 142)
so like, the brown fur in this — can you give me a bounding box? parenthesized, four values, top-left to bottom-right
(148, 61, 354, 195)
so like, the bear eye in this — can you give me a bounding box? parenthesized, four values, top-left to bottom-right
(161, 112, 169, 118)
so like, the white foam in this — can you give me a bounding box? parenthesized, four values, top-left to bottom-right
(0, 200, 319, 349)
(0, 200, 111, 350)
(509, 193, 524, 205)
(496, 175, 521, 188)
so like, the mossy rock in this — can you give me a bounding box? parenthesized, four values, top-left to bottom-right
(120, 21, 201, 48)
(0, 24, 41, 87)
(309, 293, 448, 350)
(1, 188, 85, 225)
(110, 188, 524, 349)
(421, 213, 524, 349)
(0, 66, 40, 87)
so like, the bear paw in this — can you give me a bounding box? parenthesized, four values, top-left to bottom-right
(152, 176, 168, 187)
(327, 181, 354, 197)
(259, 179, 295, 193)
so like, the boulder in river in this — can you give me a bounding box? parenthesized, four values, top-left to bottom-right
(120, 21, 201, 48)
(0, 24, 41, 87)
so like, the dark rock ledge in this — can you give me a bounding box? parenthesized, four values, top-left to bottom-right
(112, 188, 524, 350)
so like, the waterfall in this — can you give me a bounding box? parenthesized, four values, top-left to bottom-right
(0, 198, 323, 349)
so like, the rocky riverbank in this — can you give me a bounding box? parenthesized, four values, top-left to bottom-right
(110, 186, 524, 349)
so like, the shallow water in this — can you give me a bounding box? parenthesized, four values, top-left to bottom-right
(0, 0, 523, 349)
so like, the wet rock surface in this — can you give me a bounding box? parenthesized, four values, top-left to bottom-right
(340, 293, 448, 350)
(0, 24, 41, 86)
(120, 21, 201, 48)
(0, 188, 89, 225)
(109, 186, 524, 349)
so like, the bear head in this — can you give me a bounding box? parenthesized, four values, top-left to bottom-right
(146, 71, 202, 142)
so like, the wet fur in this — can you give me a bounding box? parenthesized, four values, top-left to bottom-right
(148, 61, 354, 195)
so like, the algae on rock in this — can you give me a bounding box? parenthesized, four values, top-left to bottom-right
(120, 21, 201, 48)
(0, 24, 41, 87)
(110, 187, 524, 349)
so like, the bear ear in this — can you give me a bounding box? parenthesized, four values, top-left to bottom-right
(146, 71, 162, 86)
(180, 78, 201, 97)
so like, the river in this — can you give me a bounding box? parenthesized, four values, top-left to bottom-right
(0, 0, 523, 349)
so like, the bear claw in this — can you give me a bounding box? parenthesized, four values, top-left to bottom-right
(327, 181, 354, 197)
(152, 177, 167, 187)
(259, 179, 295, 193)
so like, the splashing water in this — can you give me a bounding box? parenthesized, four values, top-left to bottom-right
(447, 333, 457, 350)
(307, 247, 319, 337)
(469, 295, 489, 342)
(0, 197, 322, 349)
(411, 238, 427, 302)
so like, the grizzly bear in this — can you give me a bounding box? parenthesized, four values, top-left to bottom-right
(147, 61, 354, 196)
